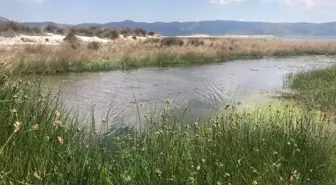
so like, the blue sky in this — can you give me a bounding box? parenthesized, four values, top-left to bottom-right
(2, 0, 336, 23)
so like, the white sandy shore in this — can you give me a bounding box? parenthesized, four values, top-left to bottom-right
(0, 33, 154, 46)
(174, 34, 276, 39)
(0, 33, 275, 46)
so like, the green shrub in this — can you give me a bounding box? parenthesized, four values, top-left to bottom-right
(148, 31, 155, 36)
(106, 30, 119, 40)
(134, 28, 147, 36)
(161, 37, 184, 47)
(44, 24, 58, 33)
(189, 39, 205, 46)
(121, 29, 131, 37)
(0, 21, 41, 35)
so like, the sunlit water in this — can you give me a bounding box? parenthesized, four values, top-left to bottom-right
(277, 36, 336, 41)
(42, 56, 336, 131)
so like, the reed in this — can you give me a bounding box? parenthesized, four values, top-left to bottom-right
(2, 38, 336, 74)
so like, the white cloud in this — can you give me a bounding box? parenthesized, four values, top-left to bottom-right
(210, 0, 245, 5)
(265, 0, 336, 8)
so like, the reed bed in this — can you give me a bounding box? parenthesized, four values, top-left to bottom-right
(2, 38, 336, 74)
(285, 65, 336, 113)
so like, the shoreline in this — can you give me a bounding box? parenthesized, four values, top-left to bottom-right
(7, 52, 336, 75)
(2, 37, 336, 75)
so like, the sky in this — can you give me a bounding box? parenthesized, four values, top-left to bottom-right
(1, 0, 336, 24)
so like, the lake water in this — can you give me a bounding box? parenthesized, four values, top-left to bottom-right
(278, 36, 336, 41)
(43, 56, 336, 132)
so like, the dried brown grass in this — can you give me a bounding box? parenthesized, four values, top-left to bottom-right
(1, 37, 336, 73)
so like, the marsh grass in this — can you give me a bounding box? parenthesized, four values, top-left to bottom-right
(102, 103, 336, 185)
(0, 81, 112, 184)
(285, 65, 336, 113)
(3, 38, 336, 74)
(1, 78, 336, 184)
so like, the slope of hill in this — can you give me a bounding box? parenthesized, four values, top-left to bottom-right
(0, 16, 10, 23)
(20, 19, 336, 37)
(99, 20, 336, 36)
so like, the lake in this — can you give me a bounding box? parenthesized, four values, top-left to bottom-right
(278, 36, 336, 41)
(42, 56, 336, 132)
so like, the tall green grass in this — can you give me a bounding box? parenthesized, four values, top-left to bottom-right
(8, 50, 336, 75)
(1, 78, 336, 184)
(285, 65, 336, 112)
(0, 81, 112, 184)
(102, 104, 336, 185)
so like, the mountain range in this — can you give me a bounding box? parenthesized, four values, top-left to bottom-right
(16, 19, 336, 36)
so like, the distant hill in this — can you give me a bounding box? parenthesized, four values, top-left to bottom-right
(0, 16, 10, 24)
(0, 17, 150, 38)
(20, 19, 336, 36)
(23, 21, 70, 28)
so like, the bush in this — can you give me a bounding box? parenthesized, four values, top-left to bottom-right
(189, 39, 204, 46)
(44, 24, 58, 33)
(121, 29, 131, 37)
(56, 28, 65, 35)
(144, 38, 161, 44)
(0, 21, 41, 35)
(132, 36, 137, 40)
(134, 28, 147, 36)
(1, 21, 20, 32)
(95, 30, 105, 38)
(160, 37, 184, 47)
(30, 27, 42, 34)
(106, 30, 119, 40)
(148, 31, 155, 36)
(77, 28, 94, 37)
(63, 32, 80, 49)
(87, 41, 101, 50)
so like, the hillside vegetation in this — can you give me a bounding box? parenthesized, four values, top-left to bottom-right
(0, 17, 153, 38)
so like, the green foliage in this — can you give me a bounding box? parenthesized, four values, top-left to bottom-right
(161, 37, 184, 47)
(9, 52, 336, 75)
(103, 104, 336, 185)
(148, 31, 155, 36)
(44, 24, 58, 33)
(0, 21, 42, 36)
(134, 28, 147, 36)
(0, 81, 110, 184)
(285, 65, 336, 111)
(106, 30, 120, 40)
(189, 39, 205, 46)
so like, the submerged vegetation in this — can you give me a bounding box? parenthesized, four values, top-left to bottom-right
(1, 65, 336, 184)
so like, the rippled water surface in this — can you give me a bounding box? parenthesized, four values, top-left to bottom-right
(43, 56, 336, 129)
